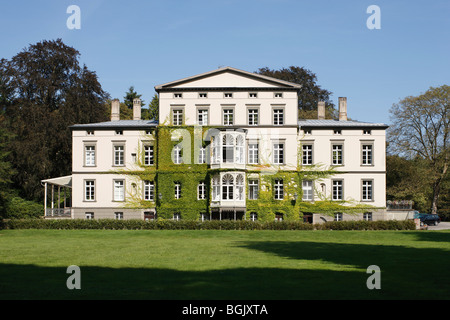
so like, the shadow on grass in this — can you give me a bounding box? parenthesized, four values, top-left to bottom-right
(0, 263, 380, 300)
(234, 240, 450, 299)
(1, 238, 449, 300)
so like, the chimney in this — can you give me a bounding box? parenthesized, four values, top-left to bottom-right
(318, 101, 326, 120)
(133, 98, 141, 120)
(338, 97, 347, 121)
(111, 99, 120, 121)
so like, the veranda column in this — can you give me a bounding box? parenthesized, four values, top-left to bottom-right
(44, 182, 47, 217)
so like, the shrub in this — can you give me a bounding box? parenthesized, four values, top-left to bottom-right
(1, 219, 416, 231)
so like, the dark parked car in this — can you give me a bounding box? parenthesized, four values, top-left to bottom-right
(413, 211, 441, 226)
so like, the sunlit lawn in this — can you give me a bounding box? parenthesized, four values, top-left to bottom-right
(0, 229, 449, 299)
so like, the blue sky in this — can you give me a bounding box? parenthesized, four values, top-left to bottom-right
(1, 0, 449, 124)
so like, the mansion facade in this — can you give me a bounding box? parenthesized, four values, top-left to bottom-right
(42, 67, 390, 223)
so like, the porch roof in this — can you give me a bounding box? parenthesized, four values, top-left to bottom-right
(41, 175, 72, 188)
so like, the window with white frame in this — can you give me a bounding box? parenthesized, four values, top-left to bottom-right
(198, 181, 206, 200)
(248, 179, 259, 200)
(332, 180, 343, 201)
(302, 180, 314, 201)
(249, 92, 257, 98)
(197, 109, 208, 126)
(172, 145, 182, 164)
(222, 134, 234, 163)
(85, 145, 96, 166)
(86, 130, 94, 136)
(248, 143, 259, 164)
(235, 136, 244, 164)
(362, 180, 373, 201)
(224, 93, 233, 98)
(334, 213, 343, 221)
(273, 109, 284, 125)
(274, 179, 284, 200)
(212, 176, 220, 201)
(143, 181, 154, 201)
(198, 147, 206, 164)
(236, 174, 244, 201)
(273, 143, 284, 165)
(115, 212, 123, 220)
(362, 144, 373, 165)
(199, 93, 207, 98)
(302, 144, 313, 165)
(173, 213, 181, 220)
(85, 212, 94, 220)
(174, 183, 181, 199)
(174, 93, 182, 99)
(114, 180, 125, 201)
(172, 109, 183, 125)
(222, 174, 234, 200)
(332, 144, 343, 165)
(363, 212, 373, 221)
(144, 145, 154, 166)
(250, 212, 258, 221)
(274, 93, 283, 98)
(114, 145, 124, 166)
(363, 129, 371, 135)
(84, 180, 95, 201)
(223, 109, 234, 126)
(248, 109, 259, 126)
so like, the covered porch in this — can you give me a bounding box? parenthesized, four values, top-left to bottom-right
(41, 176, 72, 218)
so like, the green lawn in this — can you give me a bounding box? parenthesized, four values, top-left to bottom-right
(0, 229, 449, 299)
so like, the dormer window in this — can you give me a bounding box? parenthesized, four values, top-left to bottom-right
(274, 93, 283, 98)
(224, 93, 233, 98)
(174, 93, 182, 99)
(199, 93, 207, 98)
(333, 130, 341, 135)
(249, 93, 257, 98)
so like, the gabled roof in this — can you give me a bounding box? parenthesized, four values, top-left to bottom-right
(70, 120, 158, 130)
(154, 66, 302, 91)
(298, 119, 389, 129)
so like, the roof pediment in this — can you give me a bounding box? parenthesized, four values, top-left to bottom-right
(155, 67, 302, 91)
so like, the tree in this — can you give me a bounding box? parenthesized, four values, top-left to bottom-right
(142, 94, 159, 121)
(255, 66, 337, 119)
(3, 39, 110, 200)
(0, 113, 15, 217)
(388, 85, 449, 214)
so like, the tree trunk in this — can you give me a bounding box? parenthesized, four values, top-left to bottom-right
(431, 163, 448, 214)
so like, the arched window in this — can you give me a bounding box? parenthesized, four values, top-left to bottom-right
(236, 174, 244, 200)
(235, 135, 244, 164)
(222, 134, 234, 163)
(212, 175, 220, 201)
(222, 174, 234, 200)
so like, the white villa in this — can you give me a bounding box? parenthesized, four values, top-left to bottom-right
(42, 67, 399, 223)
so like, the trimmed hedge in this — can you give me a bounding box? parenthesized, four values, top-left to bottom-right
(1, 218, 416, 231)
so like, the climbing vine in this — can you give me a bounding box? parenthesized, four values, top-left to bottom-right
(109, 126, 381, 222)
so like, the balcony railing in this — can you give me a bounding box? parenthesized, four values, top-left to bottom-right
(45, 208, 71, 217)
(386, 200, 414, 210)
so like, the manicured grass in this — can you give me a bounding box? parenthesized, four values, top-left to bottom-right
(0, 229, 449, 299)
